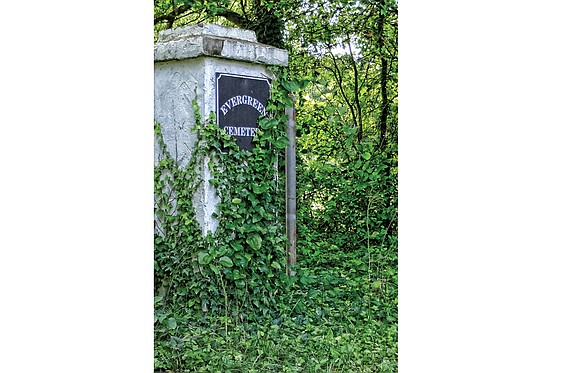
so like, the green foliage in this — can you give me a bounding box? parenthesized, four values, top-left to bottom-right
(154, 69, 295, 369)
(155, 318, 396, 372)
(154, 68, 398, 371)
(154, 0, 398, 369)
(297, 142, 397, 253)
(154, 0, 298, 47)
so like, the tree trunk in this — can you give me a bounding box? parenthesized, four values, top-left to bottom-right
(378, 0, 389, 149)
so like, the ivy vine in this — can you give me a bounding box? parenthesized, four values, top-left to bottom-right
(154, 67, 307, 341)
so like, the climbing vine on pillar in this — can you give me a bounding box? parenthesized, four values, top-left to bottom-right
(154, 68, 307, 337)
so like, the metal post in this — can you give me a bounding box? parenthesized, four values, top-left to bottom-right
(285, 101, 297, 276)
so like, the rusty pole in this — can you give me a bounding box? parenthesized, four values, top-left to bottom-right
(285, 101, 297, 276)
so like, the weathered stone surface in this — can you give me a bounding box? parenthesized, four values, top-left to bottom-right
(155, 24, 286, 235)
(158, 24, 257, 43)
(154, 59, 203, 168)
(154, 24, 288, 66)
(203, 38, 224, 55)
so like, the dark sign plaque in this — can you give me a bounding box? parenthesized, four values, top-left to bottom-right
(216, 72, 271, 151)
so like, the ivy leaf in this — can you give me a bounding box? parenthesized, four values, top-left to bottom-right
(281, 80, 300, 92)
(272, 136, 290, 149)
(167, 317, 177, 330)
(233, 254, 248, 268)
(219, 256, 234, 267)
(231, 243, 243, 252)
(252, 183, 269, 194)
(232, 198, 242, 204)
(362, 152, 371, 160)
(259, 117, 278, 130)
(197, 251, 211, 265)
(246, 234, 262, 250)
(271, 261, 282, 270)
(209, 264, 220, 274)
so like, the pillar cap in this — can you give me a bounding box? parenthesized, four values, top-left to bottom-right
(154, 23, 288, 66)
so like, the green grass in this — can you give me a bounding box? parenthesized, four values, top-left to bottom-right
(155, 244, 397, 372)
(155, 317, 396, 372)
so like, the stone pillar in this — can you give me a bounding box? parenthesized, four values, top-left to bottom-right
(154, 24, 288, 235)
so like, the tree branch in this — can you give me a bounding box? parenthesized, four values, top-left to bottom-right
(325, 49, 359, 135)
(347, 39, 364, 142)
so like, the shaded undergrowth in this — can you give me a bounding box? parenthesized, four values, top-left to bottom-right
(155, 242, 397, 372)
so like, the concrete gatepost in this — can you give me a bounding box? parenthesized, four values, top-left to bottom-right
(154, 24, 288, 235)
